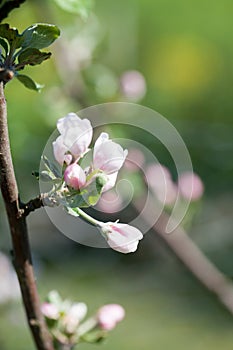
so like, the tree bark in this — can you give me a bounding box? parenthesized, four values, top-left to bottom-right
(0, 82, 54, 350)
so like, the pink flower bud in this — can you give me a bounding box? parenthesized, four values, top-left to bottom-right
(178, 172, 204, 201)
(100, 222, 143, 253)
(97, 304, 125, 331)
(64, 163, 86, 190)
(41, 302, 59, 320)
(93, 133, 128, 175)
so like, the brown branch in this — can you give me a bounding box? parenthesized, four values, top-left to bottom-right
(0, 82, 54, 350)
(134, 202, 233, 314)
(0, 0, 26, 22)
(21, 194, 45, 217)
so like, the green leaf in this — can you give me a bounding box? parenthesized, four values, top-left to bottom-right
(0, 23, 18, 43)
(21, 23, 60, 50)
(40, 170, 56, 182)
(0, 37, 8, 55)
(42, 155, 62, 178)
(16, 74, 44, 91)
(53, 0, 94, 20)
(17, 48, 51, 69)
(0, 23, 22, 48)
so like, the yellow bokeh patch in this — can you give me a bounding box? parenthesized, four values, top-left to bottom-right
(146, 35, 222, 97)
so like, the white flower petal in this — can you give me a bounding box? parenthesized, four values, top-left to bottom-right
(100, 222, 143, 254)
(52, 135, 68, 165)
(93, 136, 127, 174)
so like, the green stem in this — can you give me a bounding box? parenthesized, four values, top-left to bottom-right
(75, 208, 102, 227)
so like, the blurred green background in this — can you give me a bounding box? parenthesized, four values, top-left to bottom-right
(0, 0, 233, 349)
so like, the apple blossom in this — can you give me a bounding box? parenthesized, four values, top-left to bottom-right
(97, 304, 125, 331)
(93, 133, 128, 175)
(99, 222, 143, 253)
(178, 171, 204, 201)
(64, 163, 86, 190)
(53, 113, 93, 164)
(63, 302, 87, 334)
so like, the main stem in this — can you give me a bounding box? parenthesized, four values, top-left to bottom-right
(0, 82, 54, 350)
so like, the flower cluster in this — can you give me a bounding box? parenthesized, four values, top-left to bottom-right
(52, 112, 127, 196)
(41, 113, 144, 253)
(41, 291, 125, 348)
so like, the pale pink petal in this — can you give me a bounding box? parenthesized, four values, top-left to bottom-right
(57, 113, 93, 159)
(100, 222, 143, 254)
(94, 133, 128, 174)
(52, 135, 68, 165)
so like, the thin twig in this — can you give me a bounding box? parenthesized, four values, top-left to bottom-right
(134, 201, 233, 314)
(0, 0, 26, 22)
(21, 195, 44, 217)
(0, 82, 54, 350)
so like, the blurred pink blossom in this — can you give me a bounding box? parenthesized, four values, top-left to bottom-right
(120, 70, 146, 101)
(100, 222, 143, 253)
(41, 302, 59, 320)
(64, 302, 87, 334)
(97, 304, 125, 331)
(146, 164, 177, 205)
(64, 163, 86, 190)
(53, 113, 93, 165)
(178, 172, 204, 201)
(124, 148, 145, 172)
